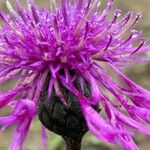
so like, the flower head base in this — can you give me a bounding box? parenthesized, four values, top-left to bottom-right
(0, 0, 150, 150)
(37, 72, 90, 139)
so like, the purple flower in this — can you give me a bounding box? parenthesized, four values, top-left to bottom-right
(0, 0, 150, 149)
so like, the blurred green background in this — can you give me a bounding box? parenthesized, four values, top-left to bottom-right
(0, 0, 150, 150)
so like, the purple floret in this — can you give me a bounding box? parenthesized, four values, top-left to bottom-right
(0, 0, 150, 150)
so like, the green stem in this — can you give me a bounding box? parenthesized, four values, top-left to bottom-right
(63, 136, 82, 150)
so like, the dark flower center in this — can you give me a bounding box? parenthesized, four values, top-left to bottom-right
(37, 69, 99, 140)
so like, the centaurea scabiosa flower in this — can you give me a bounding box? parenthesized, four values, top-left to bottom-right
(0, 0, 150, 150)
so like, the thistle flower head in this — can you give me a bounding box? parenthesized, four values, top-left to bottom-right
(0, 0, 150, 150)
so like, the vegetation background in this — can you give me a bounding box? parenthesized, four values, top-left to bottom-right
(0, 0, 150, 150)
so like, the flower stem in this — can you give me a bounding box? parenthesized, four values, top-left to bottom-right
(63, 136, 82, 150)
